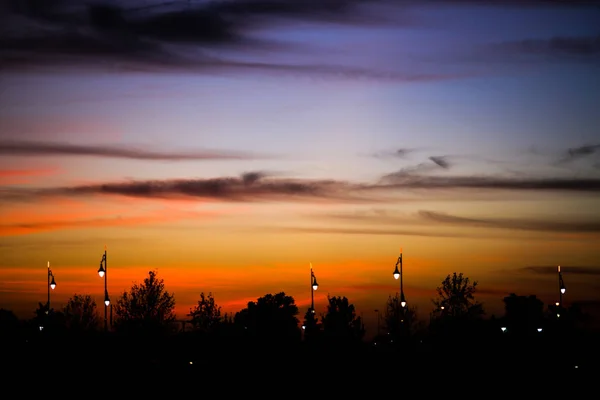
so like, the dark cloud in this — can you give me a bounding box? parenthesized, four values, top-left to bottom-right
(556, 144, 600, 165)
(418, 210, 600, 233)
(425, 0, 600, 8)
(11, 172, 377, 203)
(379, 174, 600, 191)
(371, 148, 415, 159)
(428, 156, 450, 169)
(491, 35, 600, 60)
(1, 0, 446, 81)
(0, 140, 269, 161)
(522, 266, 600, 276)
(2, 170, 600, 205)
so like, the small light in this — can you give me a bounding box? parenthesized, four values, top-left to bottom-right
(501, 327, 507, 332)
(557, 314, 560, 318)
(312, 284, 318, 291)
(575, 365, 578, 369)
(400, 301, 406, 308)
(301, 325, 306, 330)
(440, 306, 445, 310)
(537, 328, 542, 332)
(561, 288, 566, 294)
(555, 302, 560, 306)
(189, 361, 193, 365)
(39, 326, 44, 331)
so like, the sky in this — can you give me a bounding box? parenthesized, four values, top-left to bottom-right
(1, 0, 599, 336)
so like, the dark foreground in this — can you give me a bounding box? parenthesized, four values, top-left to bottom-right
(3, 331, 596, 395)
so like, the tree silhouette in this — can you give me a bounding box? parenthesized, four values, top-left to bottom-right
(0, 309, 19, 337)
(33, 302, 65, 332)
(234, 292, 300, 342)
(302, 308, 322, 342)
(432, 272, 484, 318)
(384, 293, 419, 339)
(502, 293, 544, 335)
(322, 295, 364, 341)
(188, 292, 222, 333)
(62, 294, 100, 333)
(113, 270, 176, 335)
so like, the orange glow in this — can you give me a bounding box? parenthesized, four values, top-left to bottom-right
(0, 168, 60, 184)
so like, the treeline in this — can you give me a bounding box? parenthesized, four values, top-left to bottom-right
(1, 270, 595, 342)
(0, 270, 597, 374)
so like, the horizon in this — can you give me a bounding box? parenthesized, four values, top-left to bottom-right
(1, 0, 599, 338)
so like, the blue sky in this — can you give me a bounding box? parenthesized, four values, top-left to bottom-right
(1, 0, 599, 328)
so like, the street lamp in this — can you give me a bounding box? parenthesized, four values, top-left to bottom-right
(97, 246, 110, 331)
(310, 263, 318, 314)
(558, 265, 566, 308)
(47, 261, 56, 314)
(392, 249, 406, 308)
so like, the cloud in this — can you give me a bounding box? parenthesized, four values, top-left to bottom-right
(0, 168, 59, 184)
(0, 140, 269, 161)
(418, 210, 600, 233)
(556, 144, 600, 165)
(370, 148, 416, 159)
(378, 173, 600, 191)
(428, 156, 450, 169)
(0, 208, 219, 236)
(521, 266, 600, 276)
(495, 35, 600, 58)
(1, 0, 461, 82)
(0, 172, 379, 203)
(266, 226, 488, 238)
(380, 157, 451, 180)
(2, 169, 600, 206)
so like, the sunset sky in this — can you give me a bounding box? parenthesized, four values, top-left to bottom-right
(1, 0, 599, 335)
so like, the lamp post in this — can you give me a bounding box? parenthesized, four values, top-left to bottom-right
(310, 263, 318, 314)
(392, 249, 406, 308)
(47, 261, 56, 314)
(558, 265, 566, 308)
(392, 249, 407, 338)
(97, 246, 110, 331)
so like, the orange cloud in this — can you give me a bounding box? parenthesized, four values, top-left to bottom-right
(0, 197, 224, 236)
(0, 168, 60, 184)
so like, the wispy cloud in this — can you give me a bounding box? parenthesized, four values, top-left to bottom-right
(521, 266, 600, 276)
(378, 173, 600, 191)
(0, 140, 269, 161)
(265, 226, 480, 238)
(555, 144, 600, 165)
(0, 171, 379, 203)
(0, 207, 220, 236)
(370, 148, 417, 159)
(494, 35, 600, 58)
(418, 210, 600, 233)
(2, 170, 600, 205)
